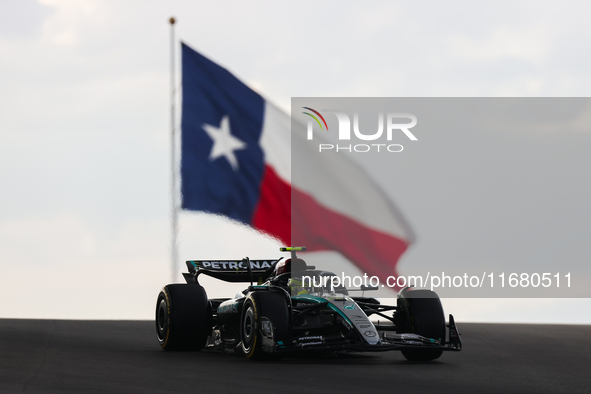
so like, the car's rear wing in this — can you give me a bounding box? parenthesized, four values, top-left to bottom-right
(183, 258, 280, 284)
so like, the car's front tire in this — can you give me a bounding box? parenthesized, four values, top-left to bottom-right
(240, 291, 289, 360)
(397, 287, 446, 362)
(156, 284, 211, 351)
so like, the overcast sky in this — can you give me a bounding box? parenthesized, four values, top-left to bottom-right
(1, 0, 591, 321)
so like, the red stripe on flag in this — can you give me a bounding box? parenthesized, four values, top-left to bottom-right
(292, 186, 409, 285)
(252, 165, 409, 286)
(252, 165, 291, 245)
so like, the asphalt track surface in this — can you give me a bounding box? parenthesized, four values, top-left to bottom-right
(1, 319, 590, 393)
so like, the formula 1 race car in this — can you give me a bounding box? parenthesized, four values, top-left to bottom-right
(155, 247, 461, 361)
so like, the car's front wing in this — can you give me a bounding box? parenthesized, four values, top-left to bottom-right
(273, 314, 462, 354)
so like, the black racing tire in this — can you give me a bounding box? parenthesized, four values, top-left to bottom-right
(156, 284, 212, 351)
(240, 291, 289, 360)
(397, 288, 445, 362)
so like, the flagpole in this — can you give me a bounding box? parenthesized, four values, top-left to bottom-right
(169, 16, 179, 283)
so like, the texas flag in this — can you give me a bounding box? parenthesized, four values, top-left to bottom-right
(181, 43, 414, 282)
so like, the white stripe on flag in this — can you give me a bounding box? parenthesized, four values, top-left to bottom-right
(260, 102, 414, 242)
(260, 102, 291, 183)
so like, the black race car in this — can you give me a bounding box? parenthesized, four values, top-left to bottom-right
(155, 247, 461, 361)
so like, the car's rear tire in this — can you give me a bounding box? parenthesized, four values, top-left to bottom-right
(397, 287, 445, 362)
(240, 291, 289, 360)
(156, 284, 212, 351)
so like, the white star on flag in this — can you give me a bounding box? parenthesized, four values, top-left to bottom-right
(201, 115, 246, 171)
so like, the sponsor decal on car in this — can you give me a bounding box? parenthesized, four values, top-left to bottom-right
(217, 302, 239, 314)
(193, 260, 275, 270)
(295, 335, 325, 347)
(300, 341, 324, 347)
(400, 334, 422, 340)
(298, 336, 324, 341)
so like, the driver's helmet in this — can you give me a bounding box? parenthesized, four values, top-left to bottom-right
(273, 259, 290, 276)
(273, 258, 308, 276)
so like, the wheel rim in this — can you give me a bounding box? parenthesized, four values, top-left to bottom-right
(156, 298, 167, 340)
